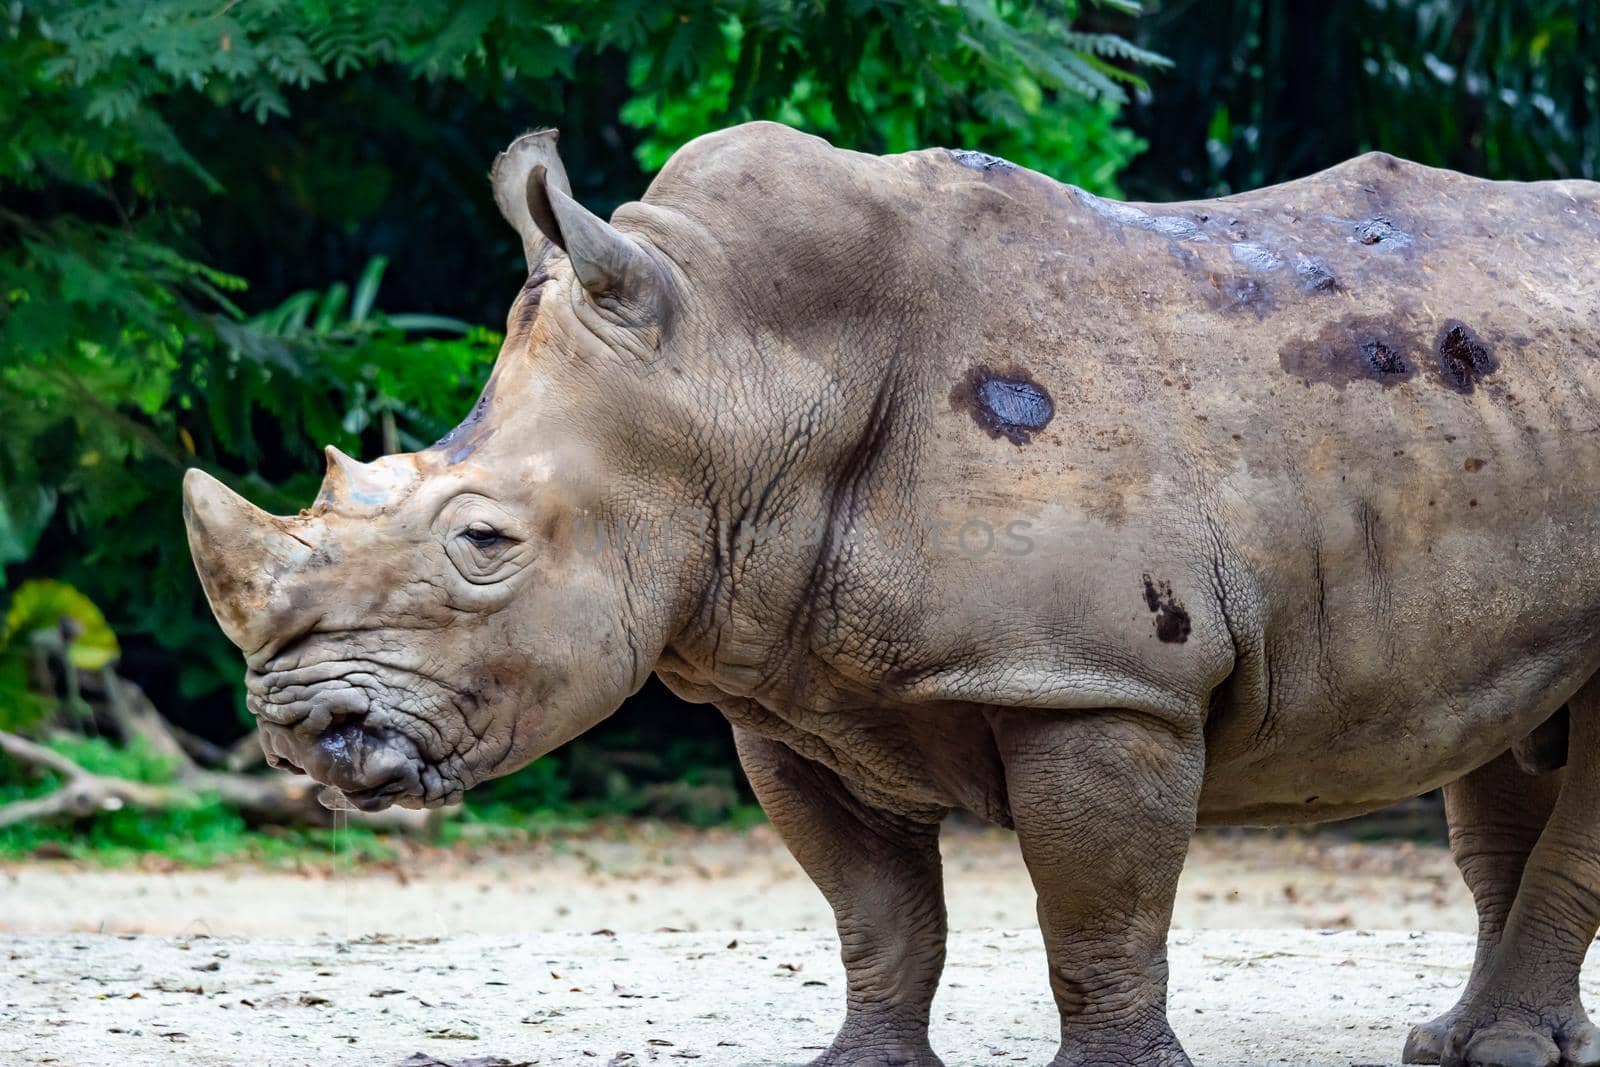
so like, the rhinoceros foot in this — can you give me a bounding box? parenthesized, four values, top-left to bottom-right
(1419, 999, 1600, 1067)
(1404, 1012, 1455, 1063)
(1044, 1047, 1192, 1067)
(806, 1039, 944, 1067)
(1452, 1024, 1558, 1067)
(1044, 1025, 1193, 1067)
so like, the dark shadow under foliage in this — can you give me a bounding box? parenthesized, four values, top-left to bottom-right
(1124, 0, 1597, 199)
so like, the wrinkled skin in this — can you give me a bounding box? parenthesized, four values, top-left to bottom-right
(185, 123, 1600, 1066)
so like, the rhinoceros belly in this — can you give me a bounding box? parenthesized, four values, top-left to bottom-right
(1194, 438, 1600, 825)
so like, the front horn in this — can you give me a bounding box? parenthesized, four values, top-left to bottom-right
(181, 469, 314, 655)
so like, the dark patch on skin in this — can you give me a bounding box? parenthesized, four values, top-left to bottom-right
(509, 268, 549, 335)
(1167, 242, 1200, 267)
(1435, 320, 1498, 394)
(1354, 214, 1413, 248)
(1362, 339, 1407, 376)
(980, 379, 1052, 431)
(950, 365, 1055, 445)
(1141, 574, 1191, 644)
(1210, 274, 1276, 317)
(948, 149, 1016, 173)
(1293, 255, 1339, 293)
(1279, 318, 1418, 389)
(1464, 457, 1488, 473)
(431, 373, 499, 461)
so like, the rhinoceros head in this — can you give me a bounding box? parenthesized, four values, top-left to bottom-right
(183, 129, 704, 810)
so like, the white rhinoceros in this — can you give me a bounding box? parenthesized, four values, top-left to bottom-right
(184, 123, 1600, 1067)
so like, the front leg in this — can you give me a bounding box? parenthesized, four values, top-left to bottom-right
(989, 706, 1204, 1067)
(733, 727, 948, 1067)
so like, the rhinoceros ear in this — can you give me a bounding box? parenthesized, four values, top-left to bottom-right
(525, 164, 655, 299)
(492, 128, 572, 272)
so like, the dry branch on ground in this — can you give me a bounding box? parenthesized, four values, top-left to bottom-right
(0, 672, 431, 832)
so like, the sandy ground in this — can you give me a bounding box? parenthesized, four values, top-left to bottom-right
(0, 826, 1552, 1067)
(0, 826, 1472, 937)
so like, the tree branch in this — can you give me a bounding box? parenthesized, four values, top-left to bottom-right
(0, 726, 434, 834)
(0, 730, 197, 830)
(0, 730, 87, 780)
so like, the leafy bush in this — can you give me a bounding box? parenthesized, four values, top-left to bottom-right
(473, 717, 759, 827)
(1127, 0, 1598, 197)
(2, 0, 1157, 761)
(0, 580, 120, 731)
(620, 2, 1161, 188)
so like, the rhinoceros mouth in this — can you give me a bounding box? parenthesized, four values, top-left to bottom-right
(246, 653, 471, 810)
(311, 772, 417, 812)
(258, 716, 436, 811)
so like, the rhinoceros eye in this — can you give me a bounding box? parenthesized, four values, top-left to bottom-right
(461, 523, 504, 547)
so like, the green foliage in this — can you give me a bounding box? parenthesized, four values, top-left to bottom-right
(0, 580, 120, 731)
(621, 1, 1159, 190)
(3, 240, 500, 714)
(0, 800, 399, 866)
(1128, 1, 1598, 197)
(3, 580, 120, 671)
(472, 718, 755, 827)
(47, 732, 179, 781)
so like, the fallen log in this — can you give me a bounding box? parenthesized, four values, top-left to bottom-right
(0, 725, 434, 833)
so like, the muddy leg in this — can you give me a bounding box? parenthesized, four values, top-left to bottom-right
(989, 707, 1204, 1067)
(1436, 683, 1600, 1067)
(733, 728, 948, 1067)
(1404, 751, 1562, 1063)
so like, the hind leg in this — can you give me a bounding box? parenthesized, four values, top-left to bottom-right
(1431, 682, 1600, 1067)
(1403, 751, 1563, 1063)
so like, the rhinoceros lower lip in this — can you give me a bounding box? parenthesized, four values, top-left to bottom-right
(258, 719, 424, 808)
(322, 780, 413, 813)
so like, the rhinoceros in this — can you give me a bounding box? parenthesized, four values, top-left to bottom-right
(183, 122, 1600, 1067)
